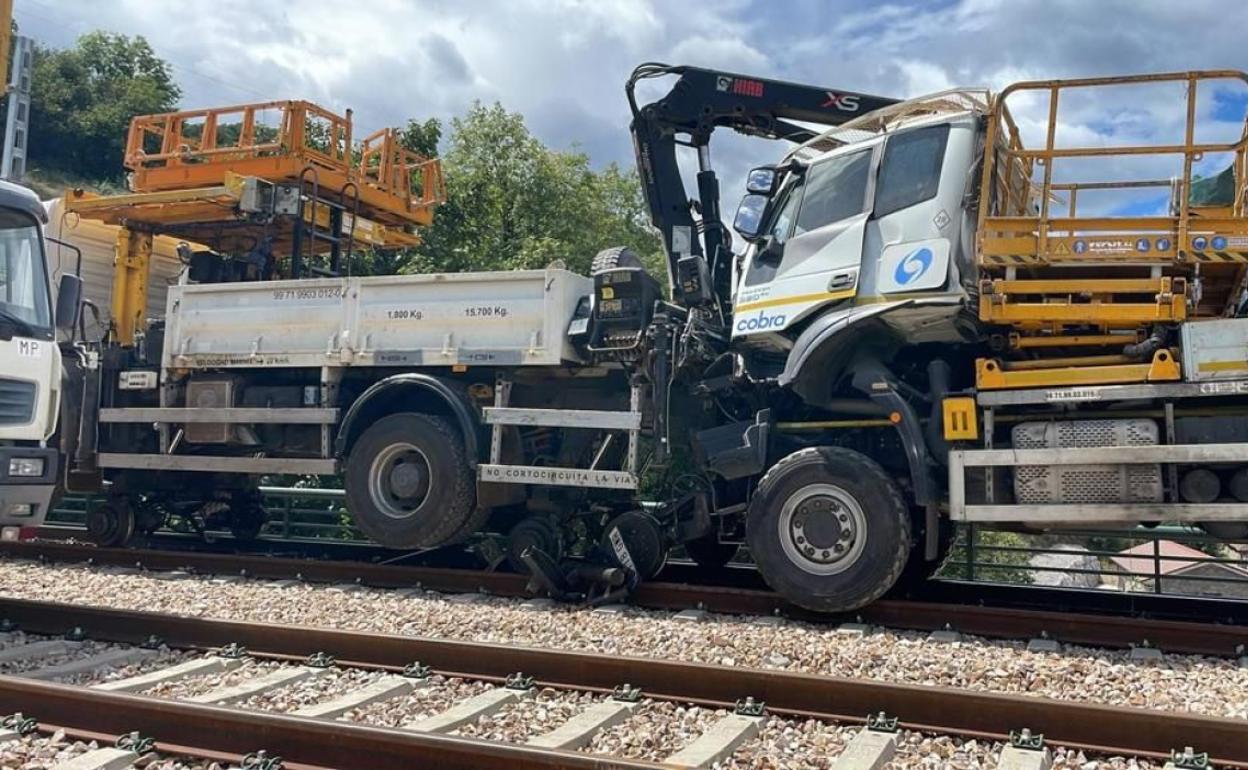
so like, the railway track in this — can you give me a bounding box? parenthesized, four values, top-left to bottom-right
(42, 518, 1248, 627)
(0, 597, 1244, 768)
(6, 539, 1248, 660)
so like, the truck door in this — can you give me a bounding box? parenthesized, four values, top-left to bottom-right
(734, 141, 881, 337)
(863, 120, 971, 298)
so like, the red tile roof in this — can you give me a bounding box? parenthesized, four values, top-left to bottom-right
(1110, 539, 1248, 578)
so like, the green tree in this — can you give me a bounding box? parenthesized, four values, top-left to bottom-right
(404, 102, 660, 276)
(27, 32, 180, 180)
(399, 117, 442, 158)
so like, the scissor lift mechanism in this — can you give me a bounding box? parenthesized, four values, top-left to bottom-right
(974, 71, 1248, 389)
(63, 100, 446, 345)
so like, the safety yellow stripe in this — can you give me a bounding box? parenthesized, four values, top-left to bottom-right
(1198, 360, 1248, 373)
(735, 289, 855, 312)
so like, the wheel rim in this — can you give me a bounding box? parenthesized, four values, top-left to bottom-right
(368, 442, 432, 520)
(777, 483, 868, 575)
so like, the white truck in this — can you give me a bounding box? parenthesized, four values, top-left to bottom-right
(63, 67, 1248, 612)
(0, 179, 82, 538)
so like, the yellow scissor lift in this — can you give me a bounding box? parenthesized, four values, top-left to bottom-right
(63, 100, 446, 345)
(973, 71, 1248, 390)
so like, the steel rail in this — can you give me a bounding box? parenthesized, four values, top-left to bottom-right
(5, 540, 1248, 657)
(0, 597, 1246, 765)
(0, 677, 663, 770)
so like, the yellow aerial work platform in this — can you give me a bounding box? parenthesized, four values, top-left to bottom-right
(972, 70, 1248, 389)
(64, 100, 447, 345)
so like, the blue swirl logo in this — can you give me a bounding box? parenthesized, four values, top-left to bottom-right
(894, 247, 933, 285)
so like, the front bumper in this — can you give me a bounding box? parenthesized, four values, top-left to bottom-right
(0, 446, 59, 526)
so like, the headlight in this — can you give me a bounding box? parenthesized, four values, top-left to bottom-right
(7, 458, 44, 477)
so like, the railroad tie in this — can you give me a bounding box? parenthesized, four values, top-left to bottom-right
(185, 665, 327, 704)
(50, 747, 139, 770)
(291, 675, 421, 719)
(22, 647, 158, 681)
(664, 713, 765, 768)
(404, 686, 531, 733)
(831, 727, 898, 770)
(997, 744, 1052, 770)
(92, 655, 248, 693)
(0, 639, 83, 664)
(526, 699, 640, 750)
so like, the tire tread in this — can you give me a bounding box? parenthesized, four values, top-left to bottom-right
(345, 413, 475, 549)
(748, 446, 911, 611)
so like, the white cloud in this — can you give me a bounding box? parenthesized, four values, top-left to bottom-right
(12, 0, 1248, 218)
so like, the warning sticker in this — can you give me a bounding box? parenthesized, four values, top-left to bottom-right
(1072, 238, 1135, 255)
(1207, 235, 1248, 250)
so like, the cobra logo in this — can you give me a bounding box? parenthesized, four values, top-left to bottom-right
(736, 310, 787, 332)
(894, 246, 934, 285)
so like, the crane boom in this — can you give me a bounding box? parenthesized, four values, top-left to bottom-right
(626, 63, 898, 306)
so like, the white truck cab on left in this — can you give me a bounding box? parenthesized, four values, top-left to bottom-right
(0, 179, 81, 538)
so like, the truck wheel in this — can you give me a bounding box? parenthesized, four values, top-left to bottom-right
(591, 246, 643, 274)
(86, 498, 136, 547)
(345, 413, 475, 549)
(746, 447, 911, 613)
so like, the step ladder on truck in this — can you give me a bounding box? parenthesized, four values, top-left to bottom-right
(58, 68, 1248, 614)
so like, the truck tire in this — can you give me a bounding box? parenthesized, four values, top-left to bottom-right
(591, 246, 643, 274)
(746, 447, 911, 613)
(344, 413, 475, 549)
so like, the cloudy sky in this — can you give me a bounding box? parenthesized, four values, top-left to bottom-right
(14, 0, 1248, 214)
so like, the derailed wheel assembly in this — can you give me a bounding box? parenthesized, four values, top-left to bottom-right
(85, 497, 136, 547)
(600, 510, 668, 583)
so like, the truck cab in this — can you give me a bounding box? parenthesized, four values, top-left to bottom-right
(730, 94, 986, 359)
(0, 179, 79, 537)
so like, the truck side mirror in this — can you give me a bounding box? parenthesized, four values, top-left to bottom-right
(733, 194, 768, 239)
(55, 273, 83, 335)
(745, 167, 779, 195)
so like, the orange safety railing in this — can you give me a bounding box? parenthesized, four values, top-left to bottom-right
(357, 127, 448, 214)
(125, 100, 352, 181)
(976, 70, 1248, 269)
(123, 100, 445, 227)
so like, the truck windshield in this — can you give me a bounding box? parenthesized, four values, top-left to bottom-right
(0, 208, 52, 338)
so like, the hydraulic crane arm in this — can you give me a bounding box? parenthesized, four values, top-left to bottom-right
(626, 63, 898, 307)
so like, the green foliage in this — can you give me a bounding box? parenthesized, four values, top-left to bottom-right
(401, 102, 661, 276)
(939, 528, 1035, 584)
(28, 32, 181, 180)
(22, 32, 660, 282)
(399, 117, 442, 158)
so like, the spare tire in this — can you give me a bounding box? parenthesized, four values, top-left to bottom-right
(591, 246, 644, 274)
(344, 413, 476, 549)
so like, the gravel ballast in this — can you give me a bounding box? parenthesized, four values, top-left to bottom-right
(0, 556, 1245, 724)
(346, 677, 492, 728)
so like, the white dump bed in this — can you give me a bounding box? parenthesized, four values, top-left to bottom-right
(163, 268, 592, 370)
